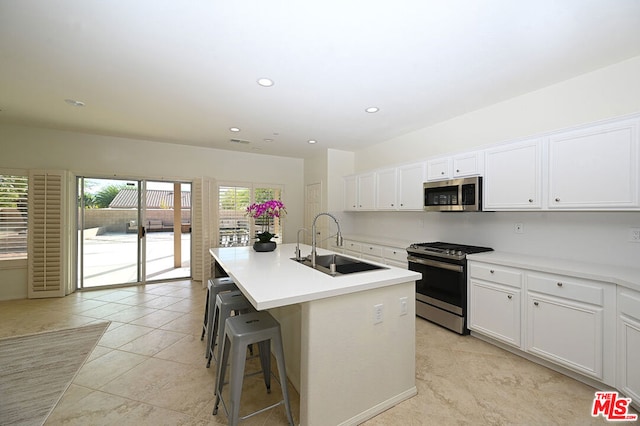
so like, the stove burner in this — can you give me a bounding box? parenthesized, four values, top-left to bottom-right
(407, 242, 493, 260)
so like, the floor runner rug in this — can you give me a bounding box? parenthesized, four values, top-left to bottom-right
(0, 322, 110, 426)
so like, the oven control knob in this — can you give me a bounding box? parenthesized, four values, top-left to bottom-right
(456, 250, 463, 256)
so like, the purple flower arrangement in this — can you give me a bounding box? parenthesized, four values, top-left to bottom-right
(246, 199, 287, 220)
(246, 200, 286, 242)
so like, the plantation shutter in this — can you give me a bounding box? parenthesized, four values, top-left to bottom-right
(28, 170, 67, 298)
(192, 177, 215, 283)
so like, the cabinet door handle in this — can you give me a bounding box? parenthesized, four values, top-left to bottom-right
(490, 270, 495, 274)
(441, 171, 445, 175)
(534, 301, 539, 306)
(456, 169, 460, 173)
(555, 197, 560, 202)
(507, 294, 512, 300)
(556, 282, 563, 287)
(528, 199, 533, 203)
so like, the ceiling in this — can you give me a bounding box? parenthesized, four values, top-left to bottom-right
(1, 1, 640, 159)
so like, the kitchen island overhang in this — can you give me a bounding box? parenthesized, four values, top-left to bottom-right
(210, 243, 420, 426)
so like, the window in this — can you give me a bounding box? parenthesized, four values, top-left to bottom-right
(219, 186, 250, 247)
(0, 173, 28, 260)
(254, 186, 284, 238)
(218, 184, 283, 247)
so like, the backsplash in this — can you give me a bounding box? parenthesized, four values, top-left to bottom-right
(336, 210, 640, 268)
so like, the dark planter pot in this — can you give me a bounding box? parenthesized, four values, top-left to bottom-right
(253, 241, 276, 252)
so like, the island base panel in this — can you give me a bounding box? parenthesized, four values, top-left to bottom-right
(300, 281, 417, 425)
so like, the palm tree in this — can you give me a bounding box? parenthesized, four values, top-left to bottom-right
(94, 185, 124, 208)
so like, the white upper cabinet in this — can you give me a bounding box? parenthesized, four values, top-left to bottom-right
(426, 152, 483, 181)
(484, 139, 543, 210)
(548, 118, 639, 209)
(345, 113, 640, 212)
(343, 173, 376, 211)
(344, 175, 358, 211)
(397, 162, 425, 210)
(357, 172, 376, 210)
(426, 157, 451, 181)
(376, 168, 398, 210)
(452, 151, 483, 178)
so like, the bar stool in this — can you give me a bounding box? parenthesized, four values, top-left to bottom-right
(207, 290, 254, 368)
(213, 311, 295, 426)
(201, 277, 238, 358)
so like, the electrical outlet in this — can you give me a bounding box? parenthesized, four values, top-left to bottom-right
(629, 228, 640, 243)
(373, 304, 384, 324)
(515, 223, 524, 234)
(399, 297, 408, 316)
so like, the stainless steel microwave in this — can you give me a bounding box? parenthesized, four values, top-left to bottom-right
(423, 176, 482, 212)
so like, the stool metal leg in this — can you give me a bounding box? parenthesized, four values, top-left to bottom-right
(212, 303, 233, 367)
(213, 332, 230, 414)
(204, 288, 216, 355)
(207, 300, 221, 367)
(200, 287, 209, 342)
(227, 336, 248, 426)
(258, 340, 271, 393)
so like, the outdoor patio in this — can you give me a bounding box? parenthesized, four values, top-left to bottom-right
(81, 231, 191, 287)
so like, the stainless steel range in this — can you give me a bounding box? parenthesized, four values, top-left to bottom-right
(407, 242, 493, 334)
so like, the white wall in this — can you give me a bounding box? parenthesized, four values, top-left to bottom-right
(347, 210, 640, 268)
(355, 55, 640, 171)
(345, 56, 640, 269)
(0, 123, 304, 300)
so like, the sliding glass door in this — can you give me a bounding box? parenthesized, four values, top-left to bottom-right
(77, 177, 191, 288)
(144, 180, 191, 281)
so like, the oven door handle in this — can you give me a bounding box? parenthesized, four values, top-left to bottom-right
(407, 255, 464, 273)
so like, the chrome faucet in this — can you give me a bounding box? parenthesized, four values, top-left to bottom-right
(311, 212, 343, 268)
(294, 228, 308, 261)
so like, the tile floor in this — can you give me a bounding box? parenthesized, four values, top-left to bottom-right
(0, 280, 634, 425)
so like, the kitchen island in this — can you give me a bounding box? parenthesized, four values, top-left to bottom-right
(210, 243, 420, 426)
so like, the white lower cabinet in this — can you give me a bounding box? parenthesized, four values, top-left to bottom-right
(470, 279, 521, 348)
(469, 261, 616, 386)
(527, 291, 605, 380)
(469, 263, 523, 348)
(618, 287, 640, 403)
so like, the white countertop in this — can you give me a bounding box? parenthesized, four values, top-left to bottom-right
(468, 251, 640, 292)
(210, 243, 421, 310)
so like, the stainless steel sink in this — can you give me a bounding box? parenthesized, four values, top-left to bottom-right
(291, 254, 387, 276)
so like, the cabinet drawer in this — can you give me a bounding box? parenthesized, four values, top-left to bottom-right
(469, 263, 522, 288)
(343, 240, 362, 253)
(527, 272, 605, 306)
(619, 288, 640, 321)
(362, 244, 383, 258)
(383, 247, 407, 263)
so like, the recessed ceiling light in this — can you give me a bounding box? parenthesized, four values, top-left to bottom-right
(65, 99, 85, 107)
(365, 107, 379, 113)
(308, 140, 317, 144)
(229, 127, 240, 132)
(257, 78, 274, 87)
(263, 138, 273, 143)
